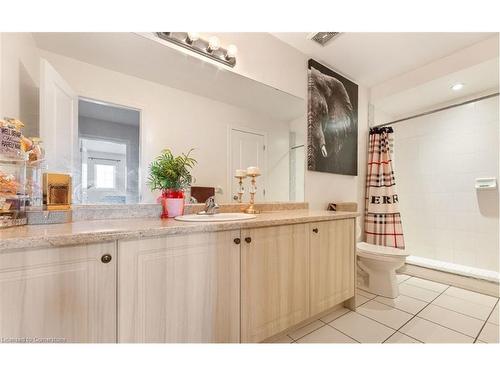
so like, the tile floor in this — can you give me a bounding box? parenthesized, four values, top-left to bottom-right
(273, 274, 499, 344)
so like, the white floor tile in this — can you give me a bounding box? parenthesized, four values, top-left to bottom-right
(400, 317, 474, 343)
(487, 304, 499, 325)
(403, 277, 449, 293)
(417, 304, 484, 337)
(375, 294, 428, 314)
(330, 311, 395, 343)
(432, 294, 494, 320)
(356, 294, 371, 307)
(270, 335, 294, 343)
(444, 287, 498, 308)
(356, 300, 413, 330)
(288, 320, 324, 340)
(296, 325, 357, 343)
(478, 322, 499, 343)
(396, 274, 411, 284)
(319, 307, 351, 323)
(399, 283, 441, 302)
(357, 288, 377, 299)
(384, 332, 421, 343)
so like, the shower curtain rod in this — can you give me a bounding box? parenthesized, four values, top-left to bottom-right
(371, 92, 500, 129)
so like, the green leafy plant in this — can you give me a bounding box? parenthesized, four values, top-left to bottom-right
(147, 148, 197, 192)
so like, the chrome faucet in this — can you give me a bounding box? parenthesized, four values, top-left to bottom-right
(199, 196, 219, 215)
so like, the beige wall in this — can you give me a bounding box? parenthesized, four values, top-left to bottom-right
(0, 33, 40, 135)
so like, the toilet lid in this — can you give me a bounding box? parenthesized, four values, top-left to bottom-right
(357, 242, 409, 257)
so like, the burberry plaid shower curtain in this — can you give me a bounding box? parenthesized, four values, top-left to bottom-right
(365, 127, 405, 249)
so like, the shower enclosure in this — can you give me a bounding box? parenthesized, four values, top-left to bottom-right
(381, 94, 499, 281)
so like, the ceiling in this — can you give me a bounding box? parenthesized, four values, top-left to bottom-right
(82, 138, 127, 155)
(79, 99, 140, 126)
(271, 32, 496, 86)
(374, 57, 499, 118)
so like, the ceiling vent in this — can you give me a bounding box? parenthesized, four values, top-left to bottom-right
(309, 32, 342, 46)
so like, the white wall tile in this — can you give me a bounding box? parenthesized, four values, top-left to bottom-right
(393, 96, 499, 272)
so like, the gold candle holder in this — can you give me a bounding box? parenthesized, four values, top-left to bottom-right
(244, 167, 261, 214)
(234, 169, 247, 203)
(235, 176, 245, 203)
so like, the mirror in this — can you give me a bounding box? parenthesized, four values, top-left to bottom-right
(1, 32, 305, 205)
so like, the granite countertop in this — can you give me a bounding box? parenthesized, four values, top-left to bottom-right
(0, 209, 359, 251)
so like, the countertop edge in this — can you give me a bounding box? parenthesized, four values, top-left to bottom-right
(1, 211, 359, 251)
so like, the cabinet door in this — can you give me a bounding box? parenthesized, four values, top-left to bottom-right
(241, 224, 310, 343)
(118, 230, 240, 343)
(310, 219, 355, 316)
(0, 242, 116, 343)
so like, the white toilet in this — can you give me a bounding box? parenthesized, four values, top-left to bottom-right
(354, 220, 410, 298)
(356, 241, 409, 298)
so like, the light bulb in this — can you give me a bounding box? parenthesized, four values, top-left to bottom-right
(207, 36, 220, 52)
(451, 83, 464, 91)
(226, 44, 238, 59)
(186, 32, 199, 44)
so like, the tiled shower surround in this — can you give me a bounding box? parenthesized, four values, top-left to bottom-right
(393, 95, 499, 272)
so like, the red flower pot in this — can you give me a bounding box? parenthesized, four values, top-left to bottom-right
(160, 189, 185, 219)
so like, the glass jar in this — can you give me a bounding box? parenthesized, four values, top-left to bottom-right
(0, 159, 27, 227)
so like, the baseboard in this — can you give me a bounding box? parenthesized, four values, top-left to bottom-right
(401, 263, 499, 298)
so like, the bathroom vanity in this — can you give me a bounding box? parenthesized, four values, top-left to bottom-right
(0, 209, 357, 343)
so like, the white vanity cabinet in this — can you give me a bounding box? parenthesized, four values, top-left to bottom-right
(0, 242, 116, 343)
(117, 230, 241, 343)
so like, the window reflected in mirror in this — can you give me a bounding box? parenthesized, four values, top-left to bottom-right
(78, 99, 140, 204)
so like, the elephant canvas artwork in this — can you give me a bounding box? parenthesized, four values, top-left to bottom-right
(307, 59, 358, 175)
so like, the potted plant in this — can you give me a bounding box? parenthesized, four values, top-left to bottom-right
(147, 148, 196, 218)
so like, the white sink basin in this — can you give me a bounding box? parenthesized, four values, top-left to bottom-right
(175, 213, 256, 222)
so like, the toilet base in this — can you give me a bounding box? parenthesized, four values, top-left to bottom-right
(358, 268, 399, 298)
(357, 257, 404, 298)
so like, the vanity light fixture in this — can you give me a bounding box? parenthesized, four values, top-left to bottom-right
(451, 82, 464, 91)
(207, 36, 221, 53)
(186, 32, 200, 45)
(156, 32, 237, 67)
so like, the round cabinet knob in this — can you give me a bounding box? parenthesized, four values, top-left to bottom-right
(245, 237, 252, 243)
(312, 228, 319, 233)
(101, 254, 112, 264)
(234, 238, 241, 245)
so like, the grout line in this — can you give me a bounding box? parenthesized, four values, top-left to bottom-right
(371, 295, 426, 316)
(292, 319, 361, 344)
(382, 330, 423, 344)
(346, 308, 411, 332)
(391, 330, 424, 343)
(322, 324, 361, 344)
(289, 320, 326, 341)
(402, 278, 450, 294)
(415, 315, 478, 340)
(438, 288, 499, 307)
(318, 309, 351, 324)
(396, 284, 451, 341)
(474, 299, 499, 343)
(382, 331, 399, 343)
(327, 316, 388, 343)
(395, 275, 493, 343)
(427, 300, 492, 321)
